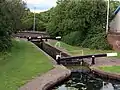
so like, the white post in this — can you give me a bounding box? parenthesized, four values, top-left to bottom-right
(107, 53, 117, 57)
(55, 42, 61, 47)
(106, 0, 110, 34)
(33, 7, 36, 31)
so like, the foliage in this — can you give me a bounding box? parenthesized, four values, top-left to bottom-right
(21, 12, 46, 31)
(109, 0, 120, 20)
(110, 0, 120, 15)
(21, 8, 54, 31)
(81, 33, 111, 50)
(0, 0, 26, 51)
(0, 37, 12, 51)
(62, 31, 84, 45)
(46, 0, 120, 50)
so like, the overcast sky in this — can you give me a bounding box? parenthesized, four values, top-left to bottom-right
(23, 0, 120, 13)
(23, 0, 57, 13)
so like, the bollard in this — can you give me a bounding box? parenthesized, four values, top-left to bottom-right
(40, 42, 43, 49)
(27, 37, 31, 41)
(80, 61, 83, 66)
(45, 39, 48, 42)
(91, 55, 95, 65)
(56, 55, 61, 65)
(57, 57, 60, 65)
(40, 38, 42, 42)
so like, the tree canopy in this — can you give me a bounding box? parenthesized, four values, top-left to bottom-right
(0, 0, 120, 51)
(0, 0, 27, 51)
(21, 12, 47, 31)
(46, 0, 120, 50)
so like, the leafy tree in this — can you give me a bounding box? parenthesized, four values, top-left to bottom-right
(0, 0, 26, 51)
(109, 0, 120, 20)
(46, 0, 120, 50)
(21, 12, 46, 31)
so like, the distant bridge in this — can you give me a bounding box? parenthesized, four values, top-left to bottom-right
(13, 31, 49, 38)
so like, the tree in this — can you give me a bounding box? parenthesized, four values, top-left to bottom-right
(109, 0, 120, 20)
(0, 0, 27, 51)
(21, 12, 47, 31)
(46, 0, 120, 50)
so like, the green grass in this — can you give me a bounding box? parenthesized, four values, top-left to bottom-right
(98, 66, 120, 73)
(50, 41, 120, 73)
(0, 39, 53, 90)
(49, 41, 115, 56)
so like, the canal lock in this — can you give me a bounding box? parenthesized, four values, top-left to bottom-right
(32, 41, 120, 90)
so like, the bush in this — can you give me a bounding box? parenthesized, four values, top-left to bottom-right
(0, 0, 26, 51)
(62, 32, 111, 50)
(46, 0, 119, 50)
(0, 37, 12, 52)
(62, 31, 85, 46)
(82, 33, 111, 50)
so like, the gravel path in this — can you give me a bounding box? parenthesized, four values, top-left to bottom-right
(84, 57, 120, 67)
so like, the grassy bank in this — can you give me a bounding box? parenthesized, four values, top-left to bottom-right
(49, 40, 115, 56)
(0, 39, 53, 90)
(98, 66, 120, 73)
(49, 40, 120, 73)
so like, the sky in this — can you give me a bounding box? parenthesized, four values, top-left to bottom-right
(23, 0, 57, 13)
(23, 0, 120, 13)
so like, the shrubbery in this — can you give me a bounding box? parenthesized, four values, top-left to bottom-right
(81, 33, 111, 50)
(21, 12, 47, 31)
(0, 37, 12, 51)
(47, 0, 119, 50)
(62, 32, 111, 50)
(0, 0, 26, 51)
(62, 31, 84, 46)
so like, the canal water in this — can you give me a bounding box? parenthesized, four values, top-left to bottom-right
(53, 66, 120, 90)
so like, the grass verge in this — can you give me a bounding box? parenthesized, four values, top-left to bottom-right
(0, 39, 53, 90)
(49, 40, 120, 73)
(49, 40, 115, 56)
(98, 66, 120, 73)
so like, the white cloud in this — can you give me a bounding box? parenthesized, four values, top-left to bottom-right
(30, 9, 48, 13)
(23, 0, 57, 6)
(23, 0, 44, 4)
(23, 0, 57, 12)
(23, 0, 120, 13)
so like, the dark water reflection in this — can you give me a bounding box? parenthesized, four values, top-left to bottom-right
(54, 72, 120, 90)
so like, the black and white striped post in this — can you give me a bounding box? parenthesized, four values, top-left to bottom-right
(91, 55, 95, 65)
(59, 53, 117, 65)
(56, 55, 61, 65)
(27, 37, 31, 41)
(107, 53, 117, 57)
(56, 36, 61, 41)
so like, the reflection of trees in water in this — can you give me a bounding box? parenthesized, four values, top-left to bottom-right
(65, 73, 103, 90)
(55, 72, 120, 90)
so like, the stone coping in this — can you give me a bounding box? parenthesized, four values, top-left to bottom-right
(45, 41, 71, 56)
(91, 66, 120, 80)
(19, 41, 71, 90)
(46, 40, 120, 80)
(19, 65, 71, 90)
